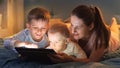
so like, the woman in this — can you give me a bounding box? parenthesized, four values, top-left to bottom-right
(49, 5, 120, 63)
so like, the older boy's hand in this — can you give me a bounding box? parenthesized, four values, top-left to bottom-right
(15, 41, 38, 48)
(25, 43, 38, 48)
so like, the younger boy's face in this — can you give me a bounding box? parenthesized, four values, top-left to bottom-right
(48, 32, 67, 53)
(27, 19, 49, 42)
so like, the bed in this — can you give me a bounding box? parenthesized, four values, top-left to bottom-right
(0, 46, 120, 68)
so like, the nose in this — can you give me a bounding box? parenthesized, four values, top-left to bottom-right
(50, 42, 55, 48)
(71, 27, 76, 34)
(36, 29, 42, 33)
(36, 29, 42, 35)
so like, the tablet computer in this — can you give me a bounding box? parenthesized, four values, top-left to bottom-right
(15, 47, 56, 63)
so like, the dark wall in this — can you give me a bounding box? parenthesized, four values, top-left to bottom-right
(24, 0, 120, 24)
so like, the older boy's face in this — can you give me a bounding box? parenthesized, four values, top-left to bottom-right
(48, 32, 67, 53)
(27, 19, 49, 42)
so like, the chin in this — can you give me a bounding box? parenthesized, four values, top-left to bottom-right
(34, 37, 42, 41)
(35, 36, 42, 39)
(74, 36, 79, 40)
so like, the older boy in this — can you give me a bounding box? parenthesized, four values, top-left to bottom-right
(4, 7, 50, 50)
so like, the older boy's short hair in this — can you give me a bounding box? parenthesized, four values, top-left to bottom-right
(48, 22, 70, 38)
(27, 7, 50, 23)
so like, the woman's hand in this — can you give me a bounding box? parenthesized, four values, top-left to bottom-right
(48, 53, 75, 63)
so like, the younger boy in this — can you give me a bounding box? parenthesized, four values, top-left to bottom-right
(4, 7, 50, 50)
(47, 22, 87, 59)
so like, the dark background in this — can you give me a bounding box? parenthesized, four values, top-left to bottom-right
(24, 0, 120, 24)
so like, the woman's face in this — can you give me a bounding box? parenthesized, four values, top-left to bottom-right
(70, 15, 90, 40)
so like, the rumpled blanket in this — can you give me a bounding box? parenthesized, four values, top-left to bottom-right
(0, 47, 120, 68)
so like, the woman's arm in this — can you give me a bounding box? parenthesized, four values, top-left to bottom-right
(49, 46, 106, 63)
(73, 46, 107, 63)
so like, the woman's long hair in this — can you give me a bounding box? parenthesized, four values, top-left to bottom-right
(71, 5, 110, 51)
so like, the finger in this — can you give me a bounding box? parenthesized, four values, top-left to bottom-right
(48, 54, 60, 59)
(57, 53, 68, 56)
(48, 54, 65, 62)
(48, 55, 63, 63)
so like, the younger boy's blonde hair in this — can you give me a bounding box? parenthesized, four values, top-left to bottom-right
(48, 22, 70, 38)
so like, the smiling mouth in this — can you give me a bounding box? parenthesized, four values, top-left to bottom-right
(36, 35, 41, 37)
(73, 34, 78, 36)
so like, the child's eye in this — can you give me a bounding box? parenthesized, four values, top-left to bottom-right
(32, 27, 38, 30)
(55, 41, 59, 43)
(41, 28, 46, 30)
(33, 27, 38, 29)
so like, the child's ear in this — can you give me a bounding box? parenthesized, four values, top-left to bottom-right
(26, 23, 30, 28)
(65, 38, 70, 44)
